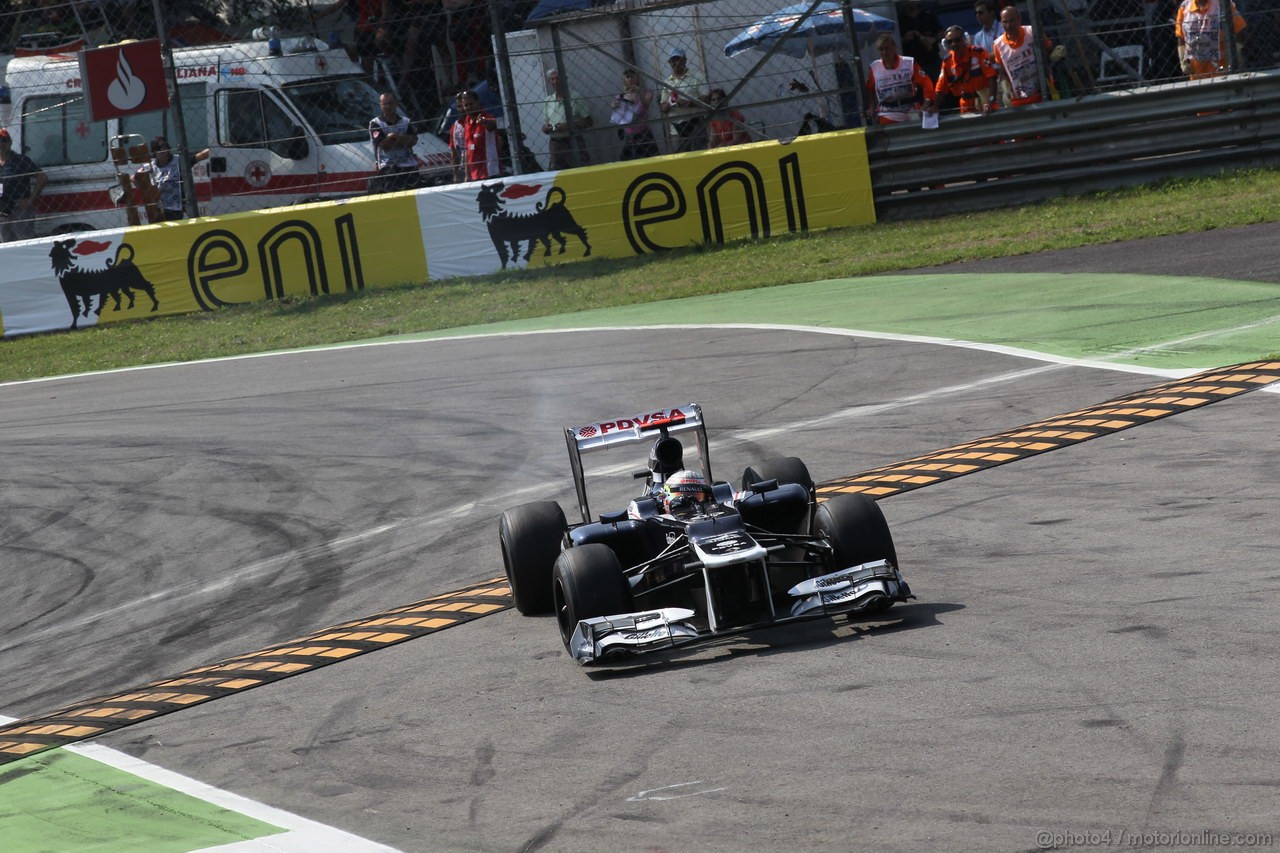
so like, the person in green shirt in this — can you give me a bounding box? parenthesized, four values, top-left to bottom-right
(542, 68, 593, 169)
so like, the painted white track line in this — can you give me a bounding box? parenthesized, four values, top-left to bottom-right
(0, 716, 400, 853)
(2, 322, 1277, 391)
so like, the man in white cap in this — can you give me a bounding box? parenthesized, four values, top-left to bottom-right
(659, 47, 706, 152)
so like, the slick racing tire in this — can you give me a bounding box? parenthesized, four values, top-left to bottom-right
(813, 493, 898, 570)
(813, 494, 898, 613)
(740, 456, 814, 495)
(498, 500, 567, 615)
(552, 544, 633, 649)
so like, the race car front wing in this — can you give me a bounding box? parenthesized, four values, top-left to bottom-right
(567, 560, 913, 665)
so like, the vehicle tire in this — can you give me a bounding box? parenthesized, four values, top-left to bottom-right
(740, 456, 814, 494)
(552, 544, 632, 649)
(498, 500, 566, 615)
(813, 494, 898, 613)
(740, 456, 814, 536)
(813, 493, 898, 571)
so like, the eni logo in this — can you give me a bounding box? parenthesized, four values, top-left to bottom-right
(621, 153, 808, 253)
(186, 213, 365, 310)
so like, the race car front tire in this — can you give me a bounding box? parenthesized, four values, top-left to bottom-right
(813, 494, 898, 612)
(813, 493, 897, 568)
(552, 544, 633, 649)
(499, 500, 567, 615)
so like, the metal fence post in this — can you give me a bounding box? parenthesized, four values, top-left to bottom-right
(488, 0, 526, 176)
(841, 0, 868, 127)
(1222, 0, 1239, 73)
(549, 26, 584, 169)
(1026, 0, 1053, 100)
(151, 0, 199, 219)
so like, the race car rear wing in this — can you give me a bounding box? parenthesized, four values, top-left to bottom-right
(564, 403, 711, 524)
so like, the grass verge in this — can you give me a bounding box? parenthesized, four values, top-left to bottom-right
(3, 168, 1279, 383)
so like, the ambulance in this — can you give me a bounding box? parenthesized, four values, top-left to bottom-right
(0, 34, 453, 236)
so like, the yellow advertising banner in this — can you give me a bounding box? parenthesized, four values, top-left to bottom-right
(416, 129, 874, 280)
(2, 131, 872, 337)
(95, 191, 428, 326)
(554, 129, 874, 258)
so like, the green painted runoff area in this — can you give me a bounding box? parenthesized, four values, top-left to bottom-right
(4, 271, 1277, 853)
(0, 750, 282, 851)
(386, 273, 1280, 369)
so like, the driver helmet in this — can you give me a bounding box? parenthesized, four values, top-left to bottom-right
(661, 469, 712, 517)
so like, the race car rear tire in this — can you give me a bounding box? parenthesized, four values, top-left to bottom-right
(499, 500, 566, 616)
(740, 456, 814, 536)
(814, 492, 898, 585)
(552, 544, 632, 649)
(741, 456, 814, 495)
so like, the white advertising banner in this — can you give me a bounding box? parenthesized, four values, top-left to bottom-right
(0, 230, 132, 337)
(416, 171, 575, 280)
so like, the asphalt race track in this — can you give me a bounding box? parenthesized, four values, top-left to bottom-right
(2, 230, 1279, 852)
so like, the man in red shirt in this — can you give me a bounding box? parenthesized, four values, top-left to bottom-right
(935, 26, 998, 115)
(706, 88, 751, 148)
(865, 35, 937, 125)
(450, 89, 500, 183)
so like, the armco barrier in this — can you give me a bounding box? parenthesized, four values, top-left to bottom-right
(867, 71, 1280, 220)
(0, 129, 873, 339)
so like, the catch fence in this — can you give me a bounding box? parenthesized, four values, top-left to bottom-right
(0, 0, 1278, 237)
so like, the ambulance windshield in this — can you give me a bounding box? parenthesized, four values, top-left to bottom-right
(283, 76, 384, 145)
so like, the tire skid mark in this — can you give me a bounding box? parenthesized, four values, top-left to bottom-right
(0, 578, 512, 766)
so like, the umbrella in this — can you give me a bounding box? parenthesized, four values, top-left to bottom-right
(724, 2, 895, 59)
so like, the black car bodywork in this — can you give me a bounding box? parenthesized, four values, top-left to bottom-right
(498, 403, 913, 665)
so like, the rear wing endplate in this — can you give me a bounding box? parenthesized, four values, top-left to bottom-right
(563, 403, 709, 524)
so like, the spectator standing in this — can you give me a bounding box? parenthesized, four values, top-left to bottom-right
(897, 0, 945, 80)
(542, 69, 592, 170)
(706, 89, 751, 148)
(970, 0, 1005, 54)
(660, 47, 707, 152)
(935, 26, 998, 115)
(990, 5, 1066, 107)
(0, 128, 46, 242)
(135, 136, 210, 220)
(610, 68, 659, 161)
(1175, 0, 1246, 79)
(865, 35, 937, 125)
(972, 0, 1009, 106)
(450, 89, 499, 182)
(369, 91, 421, 193)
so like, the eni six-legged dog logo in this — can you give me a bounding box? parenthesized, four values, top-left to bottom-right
(50, 238, 159, 330)
(476, 181, 591, 269)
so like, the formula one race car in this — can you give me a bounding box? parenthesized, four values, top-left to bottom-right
(497, 404, 913, 665)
